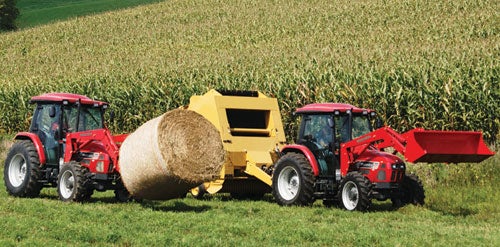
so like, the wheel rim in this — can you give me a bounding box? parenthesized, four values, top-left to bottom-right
(342, 181, 359, 210)
(277, 166, 300, 201)
(8, 154, 27, 187)
(59, 170, 75, 199)
(191, 187, 200, 197)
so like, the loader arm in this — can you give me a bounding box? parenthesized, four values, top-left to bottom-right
(339, 127, 408, 176)
(340, 127, 494, 176)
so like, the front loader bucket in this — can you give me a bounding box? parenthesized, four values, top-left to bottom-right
(401, 129, 495, 163)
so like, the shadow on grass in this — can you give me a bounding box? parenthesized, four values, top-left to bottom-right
(140, 200, 211, 213)
(190, 193, 402, 212)
(38, 192, 211, 212)
(40, 190, 466, 215)
(368, 202, 397, 212)
(369, 201, 479, 215)
(426, 205, 478, 217)
(38, 191, 133, 204)
(191, 193, 277, 203)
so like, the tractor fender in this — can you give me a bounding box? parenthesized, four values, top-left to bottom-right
(14, 132, 46, 165)
(281, 144, 320, 176)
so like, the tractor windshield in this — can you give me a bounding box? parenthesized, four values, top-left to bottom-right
(352, 115, 371, 139)
(63, 104, 104, 132)
(334, 114, 372, 143)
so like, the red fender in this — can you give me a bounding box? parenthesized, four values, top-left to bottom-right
(14, 132, 46, 165)
(281, 144, 320, 176)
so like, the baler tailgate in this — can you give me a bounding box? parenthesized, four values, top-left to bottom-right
(402, 129, 494, 163)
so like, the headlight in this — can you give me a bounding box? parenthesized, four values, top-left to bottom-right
(391, 163, 405, 170)
(96, 161, 105, 172)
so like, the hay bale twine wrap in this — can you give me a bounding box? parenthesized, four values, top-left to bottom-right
(119, 109, 225, 200)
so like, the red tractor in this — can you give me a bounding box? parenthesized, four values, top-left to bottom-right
(272, 103, 494, 210)
(3, 93, 130, 202)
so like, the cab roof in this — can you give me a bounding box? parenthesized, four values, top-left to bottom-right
(295, 103, 374, 114)
(30, 93, 108, 106)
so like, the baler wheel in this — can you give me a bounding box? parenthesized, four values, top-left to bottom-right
(272, 152, 315, 206)
(190, 184, 207, 199)
(339, 172, 372, 211)
(3, 140, 42, 197)
(57, 162, 92, 202)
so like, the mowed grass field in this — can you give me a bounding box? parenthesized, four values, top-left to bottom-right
(16, 0, 165, 28)
(0, 0, 499, 246)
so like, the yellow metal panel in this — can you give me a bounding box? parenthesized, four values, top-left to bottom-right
(187, 89, 223, 133)
(228, 151, 247, 167)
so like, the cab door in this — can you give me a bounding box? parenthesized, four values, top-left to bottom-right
(298, 114, 337, 175)
(30, 104, 62, 166)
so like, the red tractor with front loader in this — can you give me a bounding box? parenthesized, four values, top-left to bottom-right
(272, 103, 494, 210)
(184, 90, 494, 210)
(3, 93, 130, 202)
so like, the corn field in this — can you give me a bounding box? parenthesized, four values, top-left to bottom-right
(0, 0, 498, 145)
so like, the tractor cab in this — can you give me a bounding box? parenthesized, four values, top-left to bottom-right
(28, 93, 108, 166)
(294, 103, 376, 176)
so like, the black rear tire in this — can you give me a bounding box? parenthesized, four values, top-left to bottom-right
(272, 153, 315, 206)
(339, 172, 372, 211)
(323, 199, 339, 208)
(400, 174, 425, 206)
(57, 162, 92, 202)
(3, 140, 42, 197)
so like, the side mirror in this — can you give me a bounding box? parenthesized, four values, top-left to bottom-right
(375, 118, 384, 129)
(109, 110, 115, 122)
(49, 106, 56, 118)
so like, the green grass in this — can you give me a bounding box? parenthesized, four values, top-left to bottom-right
(0, 181, 499, 246)
(1, 134, 499, 246)
(16, 0, 165, 28)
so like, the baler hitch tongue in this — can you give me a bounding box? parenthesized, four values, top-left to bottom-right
(401, 129, 495, 163)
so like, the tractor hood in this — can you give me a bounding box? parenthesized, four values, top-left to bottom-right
(355, 148, 404, 166)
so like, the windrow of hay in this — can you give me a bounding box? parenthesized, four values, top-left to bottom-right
(118, 109, 225, 200)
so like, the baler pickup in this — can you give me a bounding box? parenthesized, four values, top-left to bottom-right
(401, 128, 495, 163)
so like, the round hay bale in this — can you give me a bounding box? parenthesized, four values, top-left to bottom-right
(119, 109, 225, 200)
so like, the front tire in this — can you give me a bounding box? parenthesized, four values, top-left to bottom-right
(57, 162, 92, 202)
(272, 153, 315, 206)
(3, 140, 42, 197)
(115, 188, 132, 202)
(339, 172, 372, 211)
